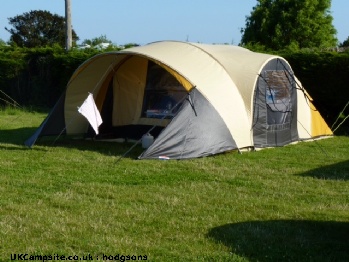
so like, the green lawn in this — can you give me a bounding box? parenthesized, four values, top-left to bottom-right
(1, 108, 348, 261)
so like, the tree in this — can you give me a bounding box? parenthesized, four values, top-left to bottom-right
(339, 36, 349, 47)
(240, 0, 337, 50)
(81, 35, 112, 47)
(5, 10, 79, 48)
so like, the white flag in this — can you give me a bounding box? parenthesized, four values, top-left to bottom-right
(78, 93, 103, 135)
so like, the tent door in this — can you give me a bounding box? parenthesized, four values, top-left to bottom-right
(252, 61, 298, 147)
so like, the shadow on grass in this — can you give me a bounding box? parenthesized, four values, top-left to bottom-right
(0, 127, 38, 145)
(299, 160, 349, 181)
(42, 137, 145, 159)
(207, 220, 349, 262)
(0, 128, 144, 159)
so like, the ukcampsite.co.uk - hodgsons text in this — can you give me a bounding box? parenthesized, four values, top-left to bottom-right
(10, 253, 148, 261)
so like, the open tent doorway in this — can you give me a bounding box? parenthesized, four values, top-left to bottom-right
(86, 57, 188, 141)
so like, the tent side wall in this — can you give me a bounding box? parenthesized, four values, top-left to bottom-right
(296, 77, 333, 139)
(310, 104, 333, 137)
(296, 87, 312, 139)
(24, 93, 66, 147)
(298, 79, 332, 137)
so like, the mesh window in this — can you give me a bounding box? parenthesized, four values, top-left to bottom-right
(264, 70, 293, 125)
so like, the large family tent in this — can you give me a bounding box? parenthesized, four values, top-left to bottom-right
(25, 41, 332, 159)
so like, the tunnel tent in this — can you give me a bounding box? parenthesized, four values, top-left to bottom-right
(25, 41, 332, 159)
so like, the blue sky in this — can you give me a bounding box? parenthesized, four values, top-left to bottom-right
(0, 0, 348, 46)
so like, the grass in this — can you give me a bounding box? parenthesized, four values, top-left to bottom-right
(0, 108, 348, 261)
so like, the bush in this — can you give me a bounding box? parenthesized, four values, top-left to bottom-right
(0, 46, 109, 107)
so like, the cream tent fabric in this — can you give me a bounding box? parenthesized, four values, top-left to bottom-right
(25, 41, 332, 159)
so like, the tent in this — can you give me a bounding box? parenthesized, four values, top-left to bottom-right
(25, 41, 332, 159)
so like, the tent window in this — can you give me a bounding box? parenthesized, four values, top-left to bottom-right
(265, 70, 292, 125)
(142, 61, 187, 119)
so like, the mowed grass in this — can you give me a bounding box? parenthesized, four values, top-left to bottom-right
(0, 108, 348, 261)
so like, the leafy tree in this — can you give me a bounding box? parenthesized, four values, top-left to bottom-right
(5, 10, 79, 48)
(240, 0, 337, 50)
(81, 34, 112, 46)
(339, 36, 349, 47)
(123, 43, 140, 49)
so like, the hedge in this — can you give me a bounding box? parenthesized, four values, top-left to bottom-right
(0, 46, 348, 132)
(0, 46, 103, 107)
(282, 51, 349, 130)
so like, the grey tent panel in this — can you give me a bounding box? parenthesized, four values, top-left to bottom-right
(139, 88, 237, 159)
(24, 93, 66, 147)
(252, 59, 299, 147)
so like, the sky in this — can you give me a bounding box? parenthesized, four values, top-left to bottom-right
(0, 0, 348, 46)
